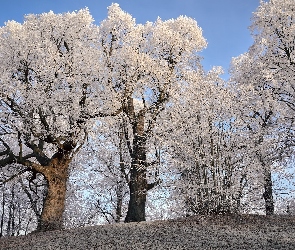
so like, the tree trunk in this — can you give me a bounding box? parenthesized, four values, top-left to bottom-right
(115, 179, 124, 223)
(125, 163, 147, 222)
(125, 112, 148, 223)
(0, 189, 5, 237)
(263, 167, 274, 215)
(37, 152, 70, 232)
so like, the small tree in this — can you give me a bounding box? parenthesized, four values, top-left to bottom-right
(158, 67, 250, 215)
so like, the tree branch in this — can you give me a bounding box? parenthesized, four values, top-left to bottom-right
(0, 168, 30, 186)
(147, 178, 162, 191)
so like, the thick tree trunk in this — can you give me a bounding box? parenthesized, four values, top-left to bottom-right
(125, 163, 147, 222)
(263, 168, 274, 215)
(125, 111, 148, 223)
(37, 152, 70, 232)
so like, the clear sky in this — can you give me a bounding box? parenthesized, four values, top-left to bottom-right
(0, 0, 260, 79)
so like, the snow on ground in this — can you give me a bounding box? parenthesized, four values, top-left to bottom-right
(0, 214, 294, 249)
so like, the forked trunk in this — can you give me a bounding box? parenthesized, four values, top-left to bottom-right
(37, 152, 70, 232)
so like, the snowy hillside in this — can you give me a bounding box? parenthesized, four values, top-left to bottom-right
(0, 214, 294, 249)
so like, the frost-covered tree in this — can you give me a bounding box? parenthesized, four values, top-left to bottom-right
(0, 172, 45, 236)
(229, 0, 295, 215)
(0, 9, 120, 232)
(156, 67, 250, 215)
(96, 4, 208, 222)
(249, 0, 295, 112)
(243, 0, 295, 148)
(230, 53, 287, 215)
(63, 116, 130, 227)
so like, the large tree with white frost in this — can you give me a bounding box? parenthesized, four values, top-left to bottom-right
(0, 9, 119, 232)
(96, 4, 208, 222)
(230, 0, 295, 215)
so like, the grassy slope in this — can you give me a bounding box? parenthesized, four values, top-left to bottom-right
(0, 214, 294, 249)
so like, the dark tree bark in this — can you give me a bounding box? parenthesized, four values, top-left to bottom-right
(115, 182, 124, 223)
(263, 168, 274, 215)
(0, 188, 5, 237)
(122, 94, 163, 223)
(125, 111, 148, 222)
(125, 169, 147, 222)
(254, 113, 275, 216)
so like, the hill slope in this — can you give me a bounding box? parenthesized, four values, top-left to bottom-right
(0, 215, 294, 249)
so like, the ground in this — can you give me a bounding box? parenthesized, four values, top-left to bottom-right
(0, 214, 294, 249)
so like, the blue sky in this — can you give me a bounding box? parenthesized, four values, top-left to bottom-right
(0, 0, 260, 79)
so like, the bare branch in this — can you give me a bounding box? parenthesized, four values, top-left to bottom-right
(0, 168, 30, 186)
